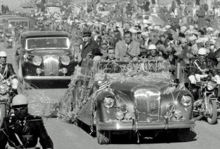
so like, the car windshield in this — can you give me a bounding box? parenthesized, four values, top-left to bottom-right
(26, 37, 69, 50)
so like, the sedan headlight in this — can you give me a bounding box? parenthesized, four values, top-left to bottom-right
(33, 56, 42, 66)
(103, 97, 114, 109)
(181, 95, 192, 107)
(0, 84, 8, 94)
(61, 56, 70, 66)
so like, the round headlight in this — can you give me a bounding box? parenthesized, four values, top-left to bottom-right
(61, 56, 70, 66)
(0, 84, 8, 94)
(33, 56, 42, 66)
(181, 95, 192, 107)
(103, 97, 114, 109)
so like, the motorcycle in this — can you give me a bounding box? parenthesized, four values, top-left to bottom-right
(193, 75, 219, 124)
(0, 78, 18, 127)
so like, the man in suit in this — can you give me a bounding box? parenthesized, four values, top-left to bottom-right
(0, 51, 16, 80)
(81, 29, 102, 62)
(115, 31, 140, 60)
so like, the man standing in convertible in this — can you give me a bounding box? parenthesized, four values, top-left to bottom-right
(0, 94, 53, 149)
(80, 29, 103, 62)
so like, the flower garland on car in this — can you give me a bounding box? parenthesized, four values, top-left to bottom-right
(58, 59, 177, 122)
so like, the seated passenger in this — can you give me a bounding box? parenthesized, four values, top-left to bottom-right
(104, 47, 116, 60)
(115, 31, 140, 60)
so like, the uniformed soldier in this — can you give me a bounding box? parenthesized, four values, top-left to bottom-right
(0, 94, 54, 149)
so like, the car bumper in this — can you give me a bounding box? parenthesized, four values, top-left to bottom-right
(97, 120, 195, 131)
(24, 76, 72, 80)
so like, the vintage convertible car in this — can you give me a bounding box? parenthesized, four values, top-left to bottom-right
(68, 60, 195, 144)
(17, 31, 77, 85)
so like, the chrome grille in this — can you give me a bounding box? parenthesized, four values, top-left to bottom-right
(134, 89, 160, 122)
(43, 55, 59, 76)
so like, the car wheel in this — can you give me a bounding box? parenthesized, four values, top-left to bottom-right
(174, 128, 194, 142)
(96, 126, 111, 144)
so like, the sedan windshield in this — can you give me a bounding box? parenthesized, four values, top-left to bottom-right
(26, 37, 69, 50)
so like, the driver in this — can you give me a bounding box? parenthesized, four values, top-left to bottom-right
(0, 94, 54, 149)
(0, 51, 16, 80)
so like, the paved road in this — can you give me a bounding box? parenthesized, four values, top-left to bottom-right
(3, 42, 220, 149)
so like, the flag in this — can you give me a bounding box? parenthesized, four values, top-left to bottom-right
(97, 81, 112, 91)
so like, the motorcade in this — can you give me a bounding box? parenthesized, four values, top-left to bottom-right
(1, 16, 30, 48)
(0, 15, 18, 42)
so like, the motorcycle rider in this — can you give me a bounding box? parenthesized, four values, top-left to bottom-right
(0, 51, 16, 80)
(188, 48, 220, 99)
(0, 94, 54, 149)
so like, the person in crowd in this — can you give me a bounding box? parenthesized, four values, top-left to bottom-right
(0, 94, 54, 149)
(112, 29, 122, 47)
(100, 41, 109, 58)
(115, 31, 140, 60)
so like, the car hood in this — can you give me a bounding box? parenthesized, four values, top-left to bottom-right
(110, 79, 170, 93)
(27, 49, 69, 56)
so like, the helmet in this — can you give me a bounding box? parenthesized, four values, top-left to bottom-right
(12, 94, 28, 107)
(148, 44, 157, 50)
(0, 51, 7, 57)
(198, 48, 207, 55)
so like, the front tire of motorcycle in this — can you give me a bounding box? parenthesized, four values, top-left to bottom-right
(0, 104, 6, 127)
(207, 100, 217, 124)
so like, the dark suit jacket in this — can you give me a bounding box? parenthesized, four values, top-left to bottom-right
(0, 63, 16, 79)
(81, 38, 102, 60)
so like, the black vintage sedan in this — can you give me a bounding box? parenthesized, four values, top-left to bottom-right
(16, 31, 77, 86)
(71, 60, 195, 144)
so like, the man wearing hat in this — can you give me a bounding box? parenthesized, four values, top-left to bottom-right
(81, 29, 102, 62)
